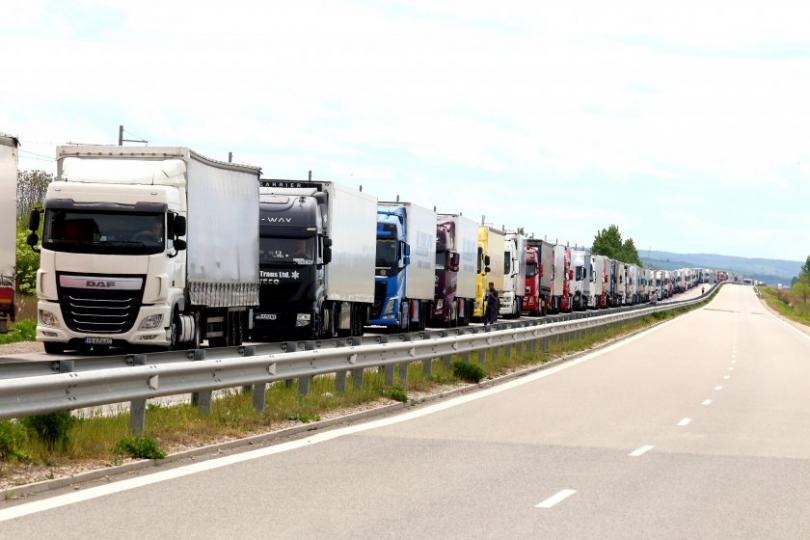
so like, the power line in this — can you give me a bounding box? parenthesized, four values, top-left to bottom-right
(19, 149, 55, 161)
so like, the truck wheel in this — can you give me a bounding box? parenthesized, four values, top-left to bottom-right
(44, 342, 66, 354)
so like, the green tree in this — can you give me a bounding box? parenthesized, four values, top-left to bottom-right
(592, 225, 642, 265)
(16, 170, 53, 224)
(592, 225, 624, 260)
(793, 255, 810, 304)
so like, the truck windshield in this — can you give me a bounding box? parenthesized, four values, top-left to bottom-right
(43, 209, 165, 255)
(435, 251, 447, 271)
(376, 239, 399, 269)
(260, 237, 315, 265)
(525, 262, 538, 277)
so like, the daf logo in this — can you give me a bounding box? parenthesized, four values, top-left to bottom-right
(86, 280, 117, 288)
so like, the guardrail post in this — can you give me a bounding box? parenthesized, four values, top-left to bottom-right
(129, 354, 147, 435)
(189, 349, 212, 414)
(298, 376, 311, 397)
(441, 355, 452, 367)
(352, 367, 364, 390)
(335, 370, 347, 393)
(398, 361, 408, 387)
(384, 364, 395, 386)
(422, 358, 433, 377)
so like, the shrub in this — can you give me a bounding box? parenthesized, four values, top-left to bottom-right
(387, 386, 407, 403)
(285, 412, 320, 423)
(452, 361, 486, 383)
(0, 420, 29, 462)
(115, 436, 166, 460)
(0, 320, 37, 345)
(22, 412, 74, 450)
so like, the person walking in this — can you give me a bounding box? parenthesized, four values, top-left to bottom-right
(484, 282, 499, 327)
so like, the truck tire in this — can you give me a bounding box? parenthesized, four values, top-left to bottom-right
(44, 342, 66, 354)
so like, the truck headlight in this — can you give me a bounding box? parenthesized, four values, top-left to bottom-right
(39, 309, 59, 328)
(139, 314, 164, 330)
(296, 313, 311, 327)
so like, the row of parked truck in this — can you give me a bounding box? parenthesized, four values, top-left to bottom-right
(4, 143, 725, 353)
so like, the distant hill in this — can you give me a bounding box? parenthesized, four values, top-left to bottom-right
(640, 250, 803, 285)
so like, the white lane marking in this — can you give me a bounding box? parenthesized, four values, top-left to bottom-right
(701, 399, 713, 406)
(535, 489, 577, 509)
(728, 367, 734, 371)
(677, 417, 692, 426)
(723, 375, 731, 380)
(715, 385, 723, 391)
(628, 445, 654, 457)
(731, 360, 736, 364)
(0, 312, 686, 523)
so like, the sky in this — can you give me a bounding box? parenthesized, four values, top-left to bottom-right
(2, 0, 810, 261)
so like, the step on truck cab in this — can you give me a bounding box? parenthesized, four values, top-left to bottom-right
(525, 238, 554, 315)
(473, 225, 505, 321)
(500, 231, 526, 318)
(30, 145, 261, 353)
(369, 202, 436, 331)
(0, 134, 18, 333)
(432, 213, 477, 326)
(551, 244, 572, 313)
(254, 180, 376, 339)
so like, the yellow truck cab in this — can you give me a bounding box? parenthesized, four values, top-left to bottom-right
(474, 225, 505, 320)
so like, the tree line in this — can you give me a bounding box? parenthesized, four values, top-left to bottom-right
(591, 224, 642, 265)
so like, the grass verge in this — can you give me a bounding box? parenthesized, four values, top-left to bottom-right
(0, 320, 36, 345)
(759, 286, 810, 327)
(0, 289, 717, 488)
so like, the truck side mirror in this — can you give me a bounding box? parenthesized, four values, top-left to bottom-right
(26, 232, 40, 252)
(323, 237, 333, 265)
(450, 252, 460, 272)
(174, 215, 187, 237)
(28, 209, 40, 231)
(174, 239, 187, 251)
(484, 255, 490, 267)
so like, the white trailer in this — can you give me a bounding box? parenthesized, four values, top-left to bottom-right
(592, 255, 608, 308)
(0, 134, 18, 333)
(32, 145, 261, 353)
(500, 231, 526, 318)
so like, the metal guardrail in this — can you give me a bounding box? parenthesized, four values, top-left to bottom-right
(0, 283, 723, 433)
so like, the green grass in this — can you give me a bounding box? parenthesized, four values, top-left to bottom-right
(0, 290, 717, 484)
(760, 286, 810, 326)
(0, 320, 36, 345)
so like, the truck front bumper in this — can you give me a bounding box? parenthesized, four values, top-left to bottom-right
(36, 300, 172, 348)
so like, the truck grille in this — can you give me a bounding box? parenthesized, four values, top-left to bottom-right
(58, 287, 143, 334)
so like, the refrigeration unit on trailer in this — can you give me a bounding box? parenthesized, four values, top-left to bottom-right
(551, 244, 572, 313)
(254, 179, 376, 339)
(30, 145, 261, 353)
(524, 238, 554, 316)
(432, 213, 477, 326)
(369, 201, 436, 331)
(500, 231, 526, 318)
(473, 225, 505, 320)
(0, 134, 18, 333)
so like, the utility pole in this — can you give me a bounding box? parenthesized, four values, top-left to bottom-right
(228, 152, 233, 163)
(117, 125, 148, 146)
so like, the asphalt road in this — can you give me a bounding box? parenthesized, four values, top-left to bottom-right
(5, 284, 807, 539)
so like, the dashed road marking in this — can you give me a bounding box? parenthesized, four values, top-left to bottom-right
(677, 417, 692, 426)
(701, 399, 713, 406)
(723, 375, 730, 380)
(715, 385, 723, 391)
(535, 489, 577, 509)
(628, 445, 654, 457)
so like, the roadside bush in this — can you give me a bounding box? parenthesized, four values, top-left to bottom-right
(22, 412, 74, 451)
(387, 386, 408, 403)
(452, 361, 486, 383)
(15, 226, 39, 296)
(115, 436, 166, 460)
(0, 420, 29, 462)
(285, 412, 320, 423)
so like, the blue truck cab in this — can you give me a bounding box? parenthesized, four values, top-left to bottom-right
(369, 202, 436, 331)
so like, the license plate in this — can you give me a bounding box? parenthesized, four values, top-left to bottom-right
(255, 313, 277, 321)
(85, 337, 113, 345)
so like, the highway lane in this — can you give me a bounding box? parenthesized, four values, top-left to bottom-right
(6, 284, 801, 539)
